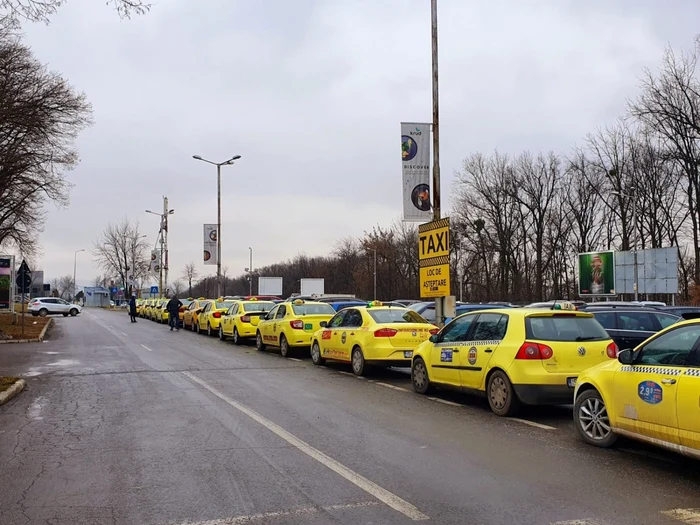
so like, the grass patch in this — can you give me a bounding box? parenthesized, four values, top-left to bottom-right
(0, 376, 20, 393)
(0, 314, 50, 340)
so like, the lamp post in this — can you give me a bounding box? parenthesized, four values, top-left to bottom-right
(73, 249, 85, 300)
(249, 247, 253, 296)
(147, 199, 174, 297)
(431, 0, 444, 325)
(612, 190, 639, 301)
(192, 154, 242, 298)
(368, 248, 377, 300)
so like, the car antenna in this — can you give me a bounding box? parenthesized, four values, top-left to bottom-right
(550, 299, 558, 311)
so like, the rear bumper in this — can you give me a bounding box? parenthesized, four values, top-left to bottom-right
(237, 324, 257, 337)
(513, 384, 575, 405)
(367, 359, 412, 368)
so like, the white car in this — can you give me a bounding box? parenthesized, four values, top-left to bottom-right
(29, 297, 82, 317)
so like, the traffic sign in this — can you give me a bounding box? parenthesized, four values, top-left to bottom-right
(418, 218, 451, 298)
(111, 287, 118, 294)
(16, 260, 31, 294)
(150, 286, 159, 294)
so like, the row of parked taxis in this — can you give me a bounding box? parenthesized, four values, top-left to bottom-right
(137, 296, 700, 462)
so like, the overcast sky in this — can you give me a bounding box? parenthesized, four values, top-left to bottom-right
(19, 0, 700, 287)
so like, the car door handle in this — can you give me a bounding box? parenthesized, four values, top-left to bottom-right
(661, 378, 677, 385)
(452, 349, 459, 353)
(485, 349, 493, 353)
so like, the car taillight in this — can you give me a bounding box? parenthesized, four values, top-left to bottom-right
(606, 342, 619, 359)
(516, 341, 553, 360)
(241, 315, 251, 322)
(374, 328, 398, 338)
(213, 312, 221, 318)
(290, 320, 303, 329)
(429, 328, 439, 335)
(179, 306, 185, 312)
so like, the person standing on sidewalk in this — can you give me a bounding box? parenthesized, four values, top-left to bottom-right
(128, 294, 138, 323)
(166, 294, 182, 331)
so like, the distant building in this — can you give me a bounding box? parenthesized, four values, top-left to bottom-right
(83, 286, 110, 307)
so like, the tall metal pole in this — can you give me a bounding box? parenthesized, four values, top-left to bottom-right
(373, 248, 377, 300)
(249, 247, 253, 296)
(217, 164, 222, 298)
(163, 196, 169, 296)
(632, 195, 639, 302)
(159, 237, 164, 299)
(431, 0, 444, 325)
(73, 249, 84, 300)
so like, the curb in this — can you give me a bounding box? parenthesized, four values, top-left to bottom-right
(0, 379, 26, 405)
(0, 318, 52, 345)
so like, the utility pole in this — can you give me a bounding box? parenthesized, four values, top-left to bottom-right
(248, 247, 253, 296)
(163, 196, 169, 296)
(371, 248, 377, 300)
(431, 0, 443, 325)
(632, 194, 639, 302)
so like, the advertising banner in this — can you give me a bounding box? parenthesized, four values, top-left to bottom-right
(401, 122, 432, 222)
(149, 250, 161, 273)
(578, 251, 616, 296)
(0, 256, 14, 312)
(203, 224, 217, 266)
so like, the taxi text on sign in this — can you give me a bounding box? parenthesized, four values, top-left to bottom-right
(418, 218, 450, 298)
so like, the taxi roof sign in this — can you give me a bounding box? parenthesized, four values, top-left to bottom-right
(293, 299, 305, 305)
(367, 300, 383, 308)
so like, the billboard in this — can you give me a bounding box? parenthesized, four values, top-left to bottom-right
(258, 277, 283, 296)
(615, 247, 678, 294)
(578, 251, 616, 296)
(300, 278, 324, 296)
(0, 256, 13, 311)
(203, 224, 217, 266)
(401, 122, 432, 222)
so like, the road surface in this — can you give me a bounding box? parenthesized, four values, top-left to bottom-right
(1, 308, 700, 525)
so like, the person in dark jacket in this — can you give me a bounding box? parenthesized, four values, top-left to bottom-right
(166, 294, 183, 331)
(128, 294, 137, 323)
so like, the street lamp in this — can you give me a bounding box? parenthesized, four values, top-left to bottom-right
(146, 202, 174, 297)
(192, 154, 242, 298)
(368, 247, 377, 300)
(612, 190, 638, 301)
(249, 247, 253, 296)
(73, 249, 85, 300)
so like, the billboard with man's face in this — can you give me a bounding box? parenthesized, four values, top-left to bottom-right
(578, 251, 616, 296)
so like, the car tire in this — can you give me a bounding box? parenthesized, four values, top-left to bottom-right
(69, 309, 78, 317)
(195, 322, 200, 334)
(62, 313, 69, 317)
(280, 335, 291, 358)
(233, 328, 240, 345)
(351, 346, 366, 376)
(411, 357, 434, 394)
(207, 323, 212, 337)
(487, 370, 521, 417)
(574, 389, 618, 448)
(219, 326, 226, 341)
(39, 309, 48, 317)
(191, 320, 196, 332)
(311, 341, 325, 366)
(256, 332, 266, 352)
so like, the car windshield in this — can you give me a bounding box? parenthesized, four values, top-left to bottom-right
(215, 301, 235, 309)
(368, 309, 428, 324)
(291, 303, 336, 315)
(180, 300, 192, 307)
(525, 315, 610, 342)
(243, 302, 275, 312)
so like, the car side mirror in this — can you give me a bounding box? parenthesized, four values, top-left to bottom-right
(429, 334, 439, 344)
(618, 349, 634, 365)
(320, 321, 328, 328)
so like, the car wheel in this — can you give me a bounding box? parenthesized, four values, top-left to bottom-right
(256, 332, 266, 352)
(207, 324, 212, 337)
(70, 308, 78, 317)
(191, 320, 196, 332)
(39, 309, 48, 317)
(233, 328, 240, 345)
(574, 389, 617, 448)
(219, 326, 226, 341)
(195, 322, 200, 334)
(62, 313, 69, 317)
(280, 335, 291, 358)
(411, 357, 434, 394)
(311, 341, 325, 365)
(487, 370, 521, 416)
(351, 347, 366, 376)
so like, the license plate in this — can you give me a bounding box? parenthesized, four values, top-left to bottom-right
(304, 323, 313, 331)
(404, 351, 413, 358)
(567, 377, 577, 388)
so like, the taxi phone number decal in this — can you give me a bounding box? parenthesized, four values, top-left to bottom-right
(440, 349, 453, 362)
(638, 380, 663, 404)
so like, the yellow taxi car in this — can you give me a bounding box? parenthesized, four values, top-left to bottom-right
(219, 299, 276, 344)
(177, 298, 193, 326)
(150, 299, 164, 321)
(310, 302, 438, 375)
(573, 319, 700, 459)
(411, 305, 618, 416)
(158, 302, 170, 324)
(141, 299, 152, 319)
(197, 298, 236, 336)
(135, 299, 145, 316)
(182, 298, 212, 331)
(256, 299, 336, 357)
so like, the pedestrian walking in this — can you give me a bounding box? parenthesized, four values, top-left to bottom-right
(128, 294, 137, 323)
(166, 294, 183, 331)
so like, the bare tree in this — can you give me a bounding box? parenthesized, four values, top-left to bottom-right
(182, 261, 198, 297)
(171, 278, 185, 296)
(92, 219, 149, 297)
(0, 0, 150, 27)
(50, 275, 73, 299)
(0, 28, 92, 255)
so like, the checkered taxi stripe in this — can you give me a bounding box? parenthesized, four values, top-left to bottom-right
(619, 365, 683, 375)
(685, 368, 700, 376)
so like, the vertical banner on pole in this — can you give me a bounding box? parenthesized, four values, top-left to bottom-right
(149, 250, 161, 273)
(203, 224, 218, 266)
(401, 122, 432, 222)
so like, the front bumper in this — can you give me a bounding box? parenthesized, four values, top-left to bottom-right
(513, 384, 575, 405)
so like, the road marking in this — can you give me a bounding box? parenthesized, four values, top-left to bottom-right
(182, 372, 428, 521)
(121, 332, 128, 337)
(374, 382, 409, 392)
(551, 520, 601, 525)
(337, 371, 354, 376)
(662, 508, 700, 523)
(510, 418, 557, 431)
(174, 501, 379, 525)
(288, 357, 302, 362)
(140, 344, 152, 352)
(427, 397, 462, 407)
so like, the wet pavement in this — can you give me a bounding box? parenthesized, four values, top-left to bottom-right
(1, 308, 700, 525)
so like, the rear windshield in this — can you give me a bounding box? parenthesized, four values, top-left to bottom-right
(291, 303, 336, 315)
(215, 301, 235, 309)
(243, 302, 275, 312)
(368, 309, 428, 324)
(180, 300, 192, 307)
(525, 315, 610, 342)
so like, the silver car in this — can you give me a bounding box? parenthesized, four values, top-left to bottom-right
(29, 297, 82, 317)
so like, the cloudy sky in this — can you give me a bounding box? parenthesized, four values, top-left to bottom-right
(19, 0, 700, 287)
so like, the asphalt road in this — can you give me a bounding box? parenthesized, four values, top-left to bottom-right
(2, 308, 700, 525)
